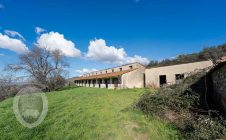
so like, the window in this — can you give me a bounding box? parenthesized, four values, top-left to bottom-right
(175, 74, 184, 84)
(119, 68, 122, 71)
(106, 71, 107, 73)
(112, 69, 114, 72)
(129, 65, 133, 69)
(175, 74, 184, 80)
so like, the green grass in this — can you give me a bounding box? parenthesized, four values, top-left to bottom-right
(0, 87, 180, 140)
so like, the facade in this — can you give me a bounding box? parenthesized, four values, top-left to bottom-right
(74, 63, 146, 89)
(74, 60, 213, 89)
(145, 60, 213, 88)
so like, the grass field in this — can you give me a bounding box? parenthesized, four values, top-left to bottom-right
(0, 87, 180, 140)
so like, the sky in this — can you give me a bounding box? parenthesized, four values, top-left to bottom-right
(0, 0, 226, 77)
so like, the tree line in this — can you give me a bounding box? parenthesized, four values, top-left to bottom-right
(148, 43, 226, 67)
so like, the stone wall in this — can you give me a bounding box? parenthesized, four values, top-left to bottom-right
(121, 68, 145, 88)
(211, 64, 226, 117)
(145, 60, 213, 88)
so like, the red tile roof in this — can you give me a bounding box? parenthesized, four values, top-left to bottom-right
(220, 56, 226, 62)
(74, 69, 136, 81)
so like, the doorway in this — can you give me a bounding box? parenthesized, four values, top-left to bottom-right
(98, 79, 101, 88)
(159, 75, 167, 87)
(143, 73, 146, 88)
(104, 79, 109, 88)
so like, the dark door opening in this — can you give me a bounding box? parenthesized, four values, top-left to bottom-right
(99, 79, 101, 88)
(143, 73, 146, 88)
(112, 78, 119, 88)
(104, 79, 109, 88)
(93, 80, 95, 87)
(159, 75, 167, 87)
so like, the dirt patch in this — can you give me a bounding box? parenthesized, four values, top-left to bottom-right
(123, 121, 150, 140)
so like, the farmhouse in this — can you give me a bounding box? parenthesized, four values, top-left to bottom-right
(74, 60, 213, 89)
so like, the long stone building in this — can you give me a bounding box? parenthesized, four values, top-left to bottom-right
(74, 63, 146, 89)
(74, 60, 213, 89)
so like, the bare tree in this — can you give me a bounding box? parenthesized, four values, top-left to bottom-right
(0, 75, 17, 100)
(7, 47, 68, 91)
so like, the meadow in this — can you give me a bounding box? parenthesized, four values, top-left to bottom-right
(0, 87, 180, 140)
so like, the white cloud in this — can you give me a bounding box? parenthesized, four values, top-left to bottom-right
(127, 55, 149, 65)
(35, 27, 46, 34)
(0, 33, 29, 53)
(36, 31, 81, 57)
(86, 39, 127, 64)
(86, 39, 149, 65)
(75, 68, 97, 76)
(4, 30, 25, 41)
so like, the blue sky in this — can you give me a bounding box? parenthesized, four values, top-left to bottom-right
(0, 0, 226, 77)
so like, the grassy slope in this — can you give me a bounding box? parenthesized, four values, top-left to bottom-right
(0, 87, 179, 140)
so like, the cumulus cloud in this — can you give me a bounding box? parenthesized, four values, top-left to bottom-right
(86, 39, 127, 64)
(75, 68, 97, 76)
(35, 27, 46, 34)
(36, 31, 81, 57)
(0, 33, 29, 53)
(127, 55, 149, 65)
(86, 39, 149, 65)
(4, 30, 25, 41)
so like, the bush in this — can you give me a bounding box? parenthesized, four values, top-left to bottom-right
(47, 75, 66, 91)
(0, 75, 19, 100)
(148, 43, 226, 67)
(135, 69, 226, 139)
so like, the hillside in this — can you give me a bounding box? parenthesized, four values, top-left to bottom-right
(135, 69, 226, 139)
(148, 43, 226, 67)
(0, 87, 180, 140)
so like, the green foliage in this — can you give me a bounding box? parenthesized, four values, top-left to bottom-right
(148, 43, 226, 67)
(135, 70, 226, 139)
(181, 115, 226, 140)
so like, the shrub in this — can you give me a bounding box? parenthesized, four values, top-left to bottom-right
(135, 69, 226, 139)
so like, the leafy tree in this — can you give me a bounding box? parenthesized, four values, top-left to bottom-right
(148, 43, 226, 67)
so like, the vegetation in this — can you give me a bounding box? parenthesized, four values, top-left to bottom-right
(0, 75, 19, 100)
(135, 69, 226, 139)
(148, 43, 226, 67)
(7, 47, 68, 91)
(0, 87, 180, 140)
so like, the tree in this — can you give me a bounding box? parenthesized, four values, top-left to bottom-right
(0, 75, 17, 100)
(7, 47, 68, 91)
(148, 43, 226, 67)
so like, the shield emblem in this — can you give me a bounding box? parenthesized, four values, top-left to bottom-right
(13, 87, 48, 128)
